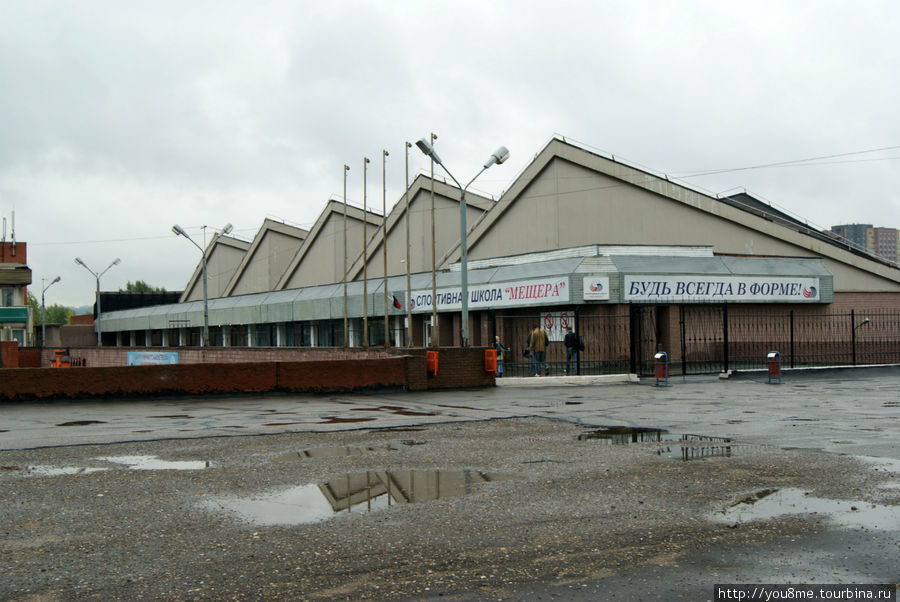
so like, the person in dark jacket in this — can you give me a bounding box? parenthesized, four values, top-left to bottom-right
(564, 326, 580, 375)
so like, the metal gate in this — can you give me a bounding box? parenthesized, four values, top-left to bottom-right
(495, 306, 899, 378)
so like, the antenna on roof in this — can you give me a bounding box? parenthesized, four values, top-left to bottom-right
(10, 211, 14, 255)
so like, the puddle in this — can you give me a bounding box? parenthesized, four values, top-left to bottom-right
(318, 417, 377, 424)
(299, 441, 422, 457)
(18, 466, 109, 477)
(6, 455, 209, 477)
(713, 487, 900, 530)
(350, 406, 441, 417)
(151, 415, 193, 419)
(578, 426, 668, 443)
(377, 427, 426, 433)
(203, 470, 519, 526)
(98, 455, 209, 470)
(56, 420, 106, 427)
(853, 455, 900, 473)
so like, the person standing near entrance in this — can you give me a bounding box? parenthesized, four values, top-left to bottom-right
(564, 325, 580, 375)
(528, 323, 549, 376)
(494, 335, 509, 377)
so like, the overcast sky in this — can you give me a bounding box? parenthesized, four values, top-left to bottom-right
(2, 1, 898, 308)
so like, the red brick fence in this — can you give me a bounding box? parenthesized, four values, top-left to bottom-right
(0, 344, 494, 401)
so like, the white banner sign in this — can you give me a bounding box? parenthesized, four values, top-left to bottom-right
(583, 276, 610, 301)
(624, 276, 821, 302)
(409, 277, 569, 312)
(127, 351, 179, 366)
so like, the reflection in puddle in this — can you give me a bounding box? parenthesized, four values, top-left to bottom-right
(56, 420, 106, 427)
(98, 455, 209, 470)
(714, 488, 900, 530)
(657, 444, 737, 461)
(578, 426, 668, 443)
(204, 470, 518, 526)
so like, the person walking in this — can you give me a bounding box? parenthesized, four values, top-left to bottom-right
(494, 335, 509, 377)
(528, 323, 549, 376)
(564, 326, 580, 375)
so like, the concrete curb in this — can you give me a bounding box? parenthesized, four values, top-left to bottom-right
(495, 374, 640, 387)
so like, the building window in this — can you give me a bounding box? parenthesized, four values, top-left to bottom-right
(1, 288, 13, 307)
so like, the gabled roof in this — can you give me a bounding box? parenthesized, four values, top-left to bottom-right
(179, 235, 250, 303)
(346, 173, 494, 280)
(275, 200, 382, 290)
(222, 218, 309, 296)
(457, 136, 900, 284)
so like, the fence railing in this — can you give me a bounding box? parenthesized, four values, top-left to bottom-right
(498, 308, 899, 377)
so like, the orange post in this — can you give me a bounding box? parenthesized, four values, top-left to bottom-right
(425, 350, 438, 376)
(484, 348, 497, 373)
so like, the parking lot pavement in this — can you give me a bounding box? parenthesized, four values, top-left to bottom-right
(2, 366, 898, 461)
(1, 366, 897, 601)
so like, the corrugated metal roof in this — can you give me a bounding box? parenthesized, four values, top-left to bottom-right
(99, 246, 835, 332)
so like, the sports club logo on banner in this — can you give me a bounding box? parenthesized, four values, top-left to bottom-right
(583, 276, 610, 301)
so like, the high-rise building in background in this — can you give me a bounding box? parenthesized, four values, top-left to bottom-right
(831, 224, 899, 263)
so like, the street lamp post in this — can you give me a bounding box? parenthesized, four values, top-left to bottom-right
(40, 276, 61, 346)
(74, 257, 121, 347)
(415, 139, 509, 346)
(172, 223, 232, 347)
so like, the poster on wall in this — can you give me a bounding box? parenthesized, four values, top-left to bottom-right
(126, 352, 179, 366)
(624, 276, 822, 303)
(541, 311, 574, 341)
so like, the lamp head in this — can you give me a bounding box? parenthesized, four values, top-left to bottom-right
(111, 258, 121, 267)
(51, 276, 61, 285)
(172, 224, 187, 237)
(221, 223, 233, 235)
(415, 138, 442, 165)
(484, 146, 510, 168)
(75, 257, 86, 267)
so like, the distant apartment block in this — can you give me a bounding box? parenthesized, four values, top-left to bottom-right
(0, 240, 33, 346)
(831, 223, 899, 263)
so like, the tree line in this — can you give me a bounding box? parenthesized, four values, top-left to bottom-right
(27, 280, 166, 325)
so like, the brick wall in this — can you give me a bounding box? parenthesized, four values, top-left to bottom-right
(1, 341, 19, 368)
(0, 348, 493, 401)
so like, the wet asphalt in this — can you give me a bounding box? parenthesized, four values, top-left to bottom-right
(1, 365, 898, 600)
(3, 367, 897, 459)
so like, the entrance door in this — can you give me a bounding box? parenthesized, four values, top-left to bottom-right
(629, 305, 658, 376)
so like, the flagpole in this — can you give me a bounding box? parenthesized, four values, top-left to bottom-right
(405, 141, 412, 346)
(382, 149, 389, 348)
(430, 132, 437, 347)
(342, 163, 350, 348)
(363, 156, 370, 348)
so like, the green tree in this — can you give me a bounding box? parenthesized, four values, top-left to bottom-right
(120, 280, 167, 293)
(26, 291, 74, 325)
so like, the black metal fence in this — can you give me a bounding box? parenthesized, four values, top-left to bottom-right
(497, 307, 900, 377)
